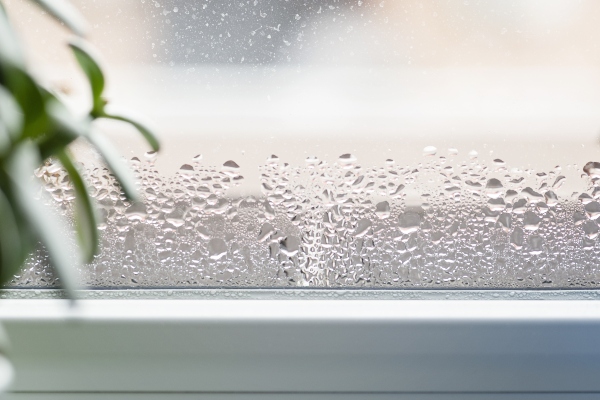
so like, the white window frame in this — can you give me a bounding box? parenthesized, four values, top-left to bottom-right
(1, 289, 600, 399)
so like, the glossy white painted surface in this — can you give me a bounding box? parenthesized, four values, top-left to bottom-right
(0, 299, 600, 399)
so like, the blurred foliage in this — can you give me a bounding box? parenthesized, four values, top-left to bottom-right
(0, 0, 160, 294)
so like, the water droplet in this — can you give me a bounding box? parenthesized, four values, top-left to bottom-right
(222, 160, 240, 175)
(47, 162, 63, 174)
(352, 176, 364, 186)
(144, 151, 158, 162)
(124, 230, 136, 253)
(280, 236, 300, 257)
(523, 211, 541, 231)
(528, 235, 544, 255)
(522, 187, 543, 202)
(206, 198, 229, 215)
(574, 211, 587, 226)
(422, 146, 437, 156)
(487, 198, 505, 211)
(375, 201, 390, 219)
(264, 202, 276, 220)
(510, 228, 524, 249)
(269, 243, 279, 259)
(354, 218, 372, 237)
(497, 213, 511, 231)
(208, 238, 227, 260)
(338, 153, 357, 167)
(398, 212, 421, 234)
(579, 193, 594, 204)
(390, 184, 405, 197)
(257, 223, 274, 242)
(483, 207, 500, 223)
(583, 220, 600, 239)
(552, 175, 566, 189)
(585, 201, 600, 220)
(205, 194, 218, 205)
(544, 191, 558, 207)
(305, 156, 319, 165)
(505, 190, 517, 203)
(266, 154, 279, 164)
(196, 225, 210, 240)
(165, 209, 185, 227)
(125, 202, 147, 222)
(180, 164, 194, 175)
(485, 178, 503, 198)
(583, 161, 600, 179)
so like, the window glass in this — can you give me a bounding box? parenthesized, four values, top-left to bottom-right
(6, 0, 600, 288)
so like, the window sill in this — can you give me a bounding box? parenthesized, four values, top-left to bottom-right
(1, 292, 600, 398)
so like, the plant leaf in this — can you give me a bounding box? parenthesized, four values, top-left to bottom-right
(29, 0, 88, 37)
(0, 187, 25, 284)
(0, 85, 23, 140)
(56, 149, 98, 262)
(68, 39, 105, 115)
(6, 142, 80, 298)
(0, 124, 9, 156)
(102, 112, 160, 152)
(37, 95, 89, 160)
(45, 95, 88, 139)
(1, 66, 48, 139)
(86, 132, 139, 201)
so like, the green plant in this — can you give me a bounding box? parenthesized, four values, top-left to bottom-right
(0, 1, 160, 291)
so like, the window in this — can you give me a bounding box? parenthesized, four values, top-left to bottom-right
(3, 1, 600, 398)
(6, 0, 600, 289)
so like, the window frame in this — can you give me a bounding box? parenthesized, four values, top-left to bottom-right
(1, 290, 600, 398)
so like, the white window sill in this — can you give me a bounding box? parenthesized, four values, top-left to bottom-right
(1, 292, 600, 399)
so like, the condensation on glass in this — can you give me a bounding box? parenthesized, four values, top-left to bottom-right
(5, 0, 600, 288)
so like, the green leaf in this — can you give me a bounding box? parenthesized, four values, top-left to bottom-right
(1, 66, 48, 139)
(37, 94, 89, 159)
(37, 134, 75, 162)
(0, 124, 9, 156)
(45, 95, 88, 139)
(0, 1, 25, 67)
(102, 112, 160, 152)
(56, 149, 98, 263)
(6, 142, 80, 298)
(86, 132, 140, 201)
(29, 0, 88, 37)
(68, 39, 105, 116)
(0, 186, 25, 284)
(0, 85, 23, 140)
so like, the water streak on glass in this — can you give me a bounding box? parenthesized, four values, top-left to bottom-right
(8, 150, 600, 288)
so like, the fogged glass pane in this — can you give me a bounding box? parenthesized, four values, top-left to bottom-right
(5, 0, 600, 288)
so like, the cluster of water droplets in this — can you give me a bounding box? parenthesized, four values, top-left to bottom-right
(9, 147, 600, 288)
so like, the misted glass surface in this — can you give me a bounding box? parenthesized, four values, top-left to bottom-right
(6, 0, 600, 288)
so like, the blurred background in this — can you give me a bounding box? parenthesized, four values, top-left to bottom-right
(5, 0, 600, 188)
